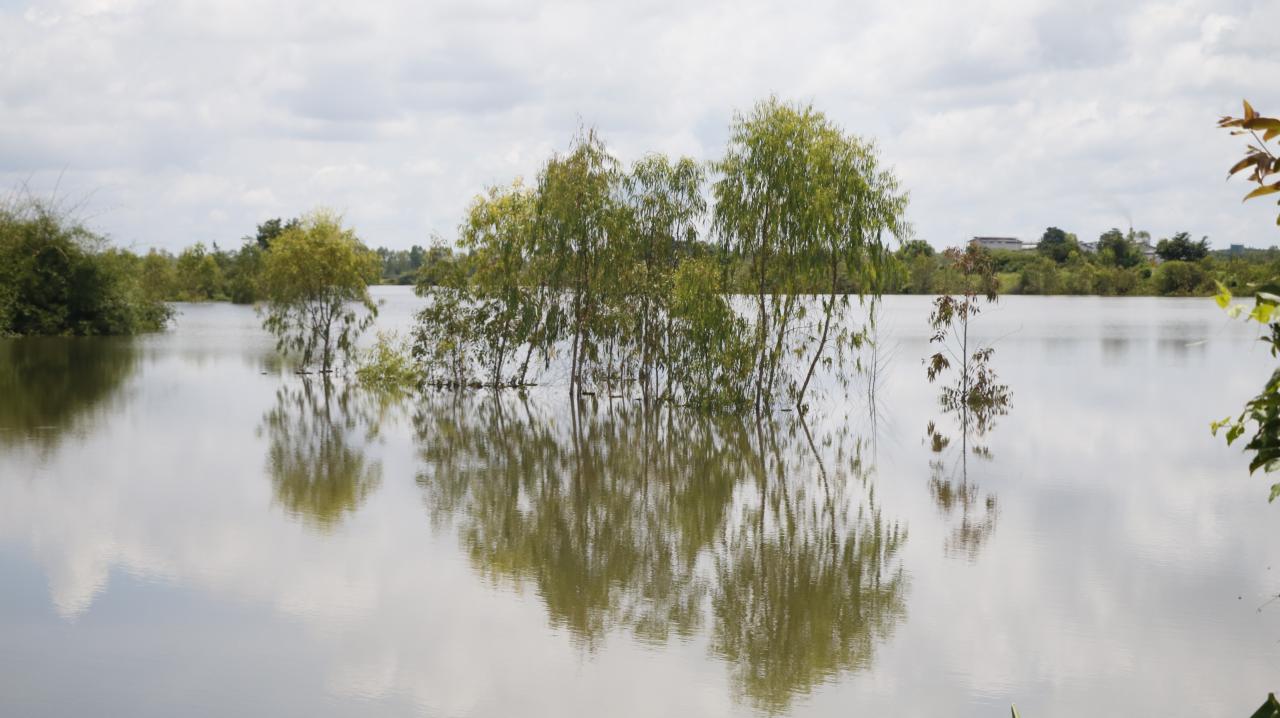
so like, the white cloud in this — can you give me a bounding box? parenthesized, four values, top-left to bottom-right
(0, 0, 1278, 252)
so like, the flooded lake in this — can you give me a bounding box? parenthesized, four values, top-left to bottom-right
(2, 287, 1278, 717)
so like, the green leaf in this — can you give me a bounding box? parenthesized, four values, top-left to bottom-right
(1270, 484, 1280, 503)
(1251, 303, 1276, 324)
(1227, 423, 1245, 445)
(1011, 705, 1021, 718)
(1215, 281, 1233, 309)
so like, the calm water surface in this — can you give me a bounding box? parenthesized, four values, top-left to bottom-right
(2, 287, 1279, 717)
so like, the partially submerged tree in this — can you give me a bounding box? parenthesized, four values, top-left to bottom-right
(534, 128, 623, 393)
(925, 245, 1010, 415)
(618, 154, 707, 401)
(260, 210, 380, 373)
(713, 97, 906, 411)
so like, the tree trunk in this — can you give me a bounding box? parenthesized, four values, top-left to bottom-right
(798, 252, 838, 408)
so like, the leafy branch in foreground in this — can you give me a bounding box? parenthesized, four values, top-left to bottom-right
(1212, 282, 1280, 499)
(1214, 101, 1280, 500)
(1220, 100, 1280, 226)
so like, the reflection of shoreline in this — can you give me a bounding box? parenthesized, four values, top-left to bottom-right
(416, 395, 909, 712)
(0, 337, 139, 453)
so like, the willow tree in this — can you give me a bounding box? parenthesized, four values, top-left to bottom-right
(458, 179, 542, 386)
(713, 98, 907, 411)
(619, 154, 707, 400)
(794, 127, 908, 406)
(533, 128, 623, 393)
(260, 210, 380, 373)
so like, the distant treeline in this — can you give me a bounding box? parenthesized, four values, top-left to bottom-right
(116, 217, 439, 306)
(407, 225, 1278, 299)
(891, 228, 1279, 298)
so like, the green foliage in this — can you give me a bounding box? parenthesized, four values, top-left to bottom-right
(174, 242, 227, 301)
(619, 153, 708, 401)
(355, 331, 423, 393)
(1015, 255, 1061, 295)
(413, 244, 462, 288)
(712, 96, 907, 410)
(667, 256, 754, 410)
(1036, 226, 1074, 263)
(1156, 232, 1209, 262)
(1213, 283, 1280, 497)
(375, 244, 429, 285)
(1097, 228, 1145, 269)
(259, 209, 380, 373)
(0, 194, 172, 336)
(221, 242, 266, 304)
(1213, 102, 1280, 500)
(252, 217, 299, 251)
(1155, 260, 1208, 296)
(139, 249, 177, 304)
(413, 282, 479, 388)
(897, 239, 934, 259)
(533, 127, 627, 392)
(926, 246, 1011, 415)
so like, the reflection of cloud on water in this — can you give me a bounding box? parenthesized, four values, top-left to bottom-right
(3, 294, 1280, 716)
(0, 362, 756, 714)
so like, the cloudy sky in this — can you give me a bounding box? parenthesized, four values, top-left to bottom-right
(2, 0, 1279, 253)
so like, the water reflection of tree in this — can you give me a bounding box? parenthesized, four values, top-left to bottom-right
(926, 401, 1002, 560)
(713, 419, 907, 712)
(0, 337, 138, 452)
(261, 380, 387, 531)
(415, 397, 907, 712)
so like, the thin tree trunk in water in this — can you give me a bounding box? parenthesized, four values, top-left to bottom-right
(961, 303, 969, 403)
(569, 276, 583, 394)
(798, 253, 838, 409)
(754, 219, 770, 414)
(764, 294, 793, 405)
(322, 307, 332, 373)
(662, 314, 673, 403)
(518, 339, 534, 385)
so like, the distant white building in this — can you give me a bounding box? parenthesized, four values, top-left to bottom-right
(1078, 238, 1158, 263)
(1136, 240, 1158, 262)
(970, 236, 1032, 252)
